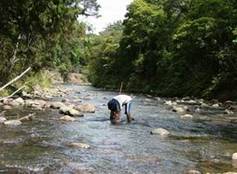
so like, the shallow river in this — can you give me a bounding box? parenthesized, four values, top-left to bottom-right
(0, 84, 236, 173)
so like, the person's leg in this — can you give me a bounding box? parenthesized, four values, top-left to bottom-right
(125, 102, 132, 123)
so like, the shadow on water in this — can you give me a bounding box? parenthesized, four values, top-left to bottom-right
(0, 84, 236, 173)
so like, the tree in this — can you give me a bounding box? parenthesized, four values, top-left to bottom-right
(0, 0, 99, 84)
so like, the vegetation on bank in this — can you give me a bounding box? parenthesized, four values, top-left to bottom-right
(87, 0, 237, 101)
(0, 0, 99, 96)
(0, 0, 236, 101)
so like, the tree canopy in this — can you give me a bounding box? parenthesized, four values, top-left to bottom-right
(87, 0, 237, 100)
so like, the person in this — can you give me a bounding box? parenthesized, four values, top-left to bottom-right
(107, 94, 133, 124)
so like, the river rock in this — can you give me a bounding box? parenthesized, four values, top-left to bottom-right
(50, 102, 66, 109)
(172, 106, 186, 113)
(0, 117, 7, 123)
(186, 169, 201, 174)
(59, 106, 83, 117)
(225, 109, 234, 115)
(60, 115, 75, 122)
(4, 120, 22, 126)
(2, 98, 13, 105)
(3, 105, 12, 110)
(9, 97, 25, 106)
(67, 142, 90, 149)
(25, 99, 47, 109)
(165, 100, 177, 106)
(74, 103, 96, 113)
(212, 103, 220, 108)
(180, 114, 193, 119)
(232, 153, 237, 160)
(14, 97, 25, 105)
(151, 128, 170, 137)
(223, 172, 237, 174)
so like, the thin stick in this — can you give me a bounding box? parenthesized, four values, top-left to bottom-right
(119, 81, 123, 94)
(0, 67, 31, 92)
(0, 85, 26, 101)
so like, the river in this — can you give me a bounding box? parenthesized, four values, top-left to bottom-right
(0, 84, 236, 173)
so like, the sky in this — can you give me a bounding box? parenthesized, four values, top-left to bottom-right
(82, 0, 133, 34)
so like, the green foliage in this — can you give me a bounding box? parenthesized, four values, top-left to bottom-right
(23, 70, 53, 91)
(87, 21, 124, 88)
(88, 0, 237, 100)
(0, 0, 99, 86)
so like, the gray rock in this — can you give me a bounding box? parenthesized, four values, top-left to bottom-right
(232, 153, 237, 160)
(0, 117, 7, 123)
(151, 128, 170, 137)
(212, 103, 220, 108)
(4, 120, 22, 126)
(59, 106, 83, 117)
(172, 106, 186, 113)
(50, 102, 66, 109)
(60, 115, 75, 122)
(2, 98, 13, 105)
(180, 114, 193, 119)
(25, 99, 47, 109)
(14, 97, 25, 105)
(186, 170, 201, 174)
(3, 105, 12, 110)
(67, 142, 90, 149)
(74, 103, 96, 113)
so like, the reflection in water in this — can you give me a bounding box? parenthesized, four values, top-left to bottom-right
(0, 84, 236, 173)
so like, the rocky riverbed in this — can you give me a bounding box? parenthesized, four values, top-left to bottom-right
(0, 84, 236, 173)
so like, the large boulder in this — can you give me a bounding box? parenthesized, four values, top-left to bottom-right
(59, 106, 83, 117)
(4, 120, 22, 126)
(151, 128, 170, 137)
(74, 103, 96, 113)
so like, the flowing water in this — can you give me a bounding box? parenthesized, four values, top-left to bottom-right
(0, 84, 236, 174)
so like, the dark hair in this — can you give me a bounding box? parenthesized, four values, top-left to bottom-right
(108, 99, 120, 111)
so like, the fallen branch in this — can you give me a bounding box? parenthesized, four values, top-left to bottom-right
(18, 113, 35, 122)
(0, 67, 31, 92)
(0, 85, 26, 101)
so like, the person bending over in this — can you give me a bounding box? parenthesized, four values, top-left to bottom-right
(107, 94, 133, 124)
